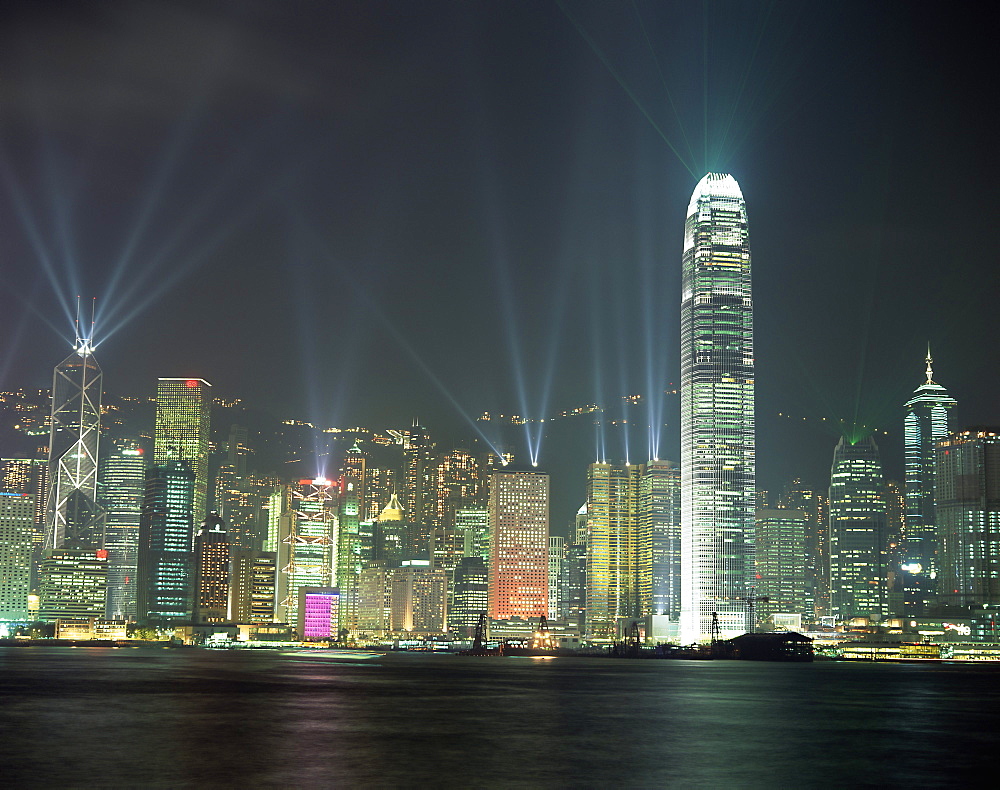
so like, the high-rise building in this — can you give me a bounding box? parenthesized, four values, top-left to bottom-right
(454, 507, 489, 566)
(585, 462, 643, 637)
(680, 173, 755, 642)
(389, 424, 435, 554)
(277, 478, 337, 626)
(0, 492, 34, 620)
(154, 378, 211, 525)
(936, 429, 1000, 608)
(644, 459, 681, 619)
(390, 560, 447, 633)
(37, 548, 108, 622)
(192, 512, 231, 623)
(373, 493, 408, 567)
(336, 477, 363, 632)
(299, 586, 340, 641)
(755, 508, 811, 624)
(357, 564, 392, 633)
(561, 540, 587, 631)
(829, 435, 889, 621)
(98, 442, 146, 620)
(904, 349, 956, 582)
(779, 479, 830, 618)
(1, 458, 48, 576)
(137, 460, 196, 625)
(487, 468, 548, 621)
(548, 536, 564, 621)
(44, 338, 103, 551)
(229, 550, 277, 623)
(451, 555, 488, 635)
(364, 465, 395, 521)
(431, 449, 484, 530)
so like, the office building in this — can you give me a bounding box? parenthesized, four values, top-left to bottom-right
(755, 508, 810, 623)
(451, 555, 488, 635)
(488, 467, 549, 620)
(98, 442, 145, 620)
(137, 460, 196, 625)
(390, 560, 447, 633)
(936, 429, 1000, 608)
(829, 435, 888, 620)
(37, 548, 107, 622)
(357, 564, 392, 633)
(680, 173, 755, 642)
(0, 493, 34, 620)
(904, 349, 957, 584)
(192, 512, 231, 624)
(154, 378, 211, 525)
(229, 549, 277, 623)
(779, 479, 830, 618)
(277, 478, 337, 626)
(548, 536, 564, 621)
(299, 586, 340, 641)
(44, 337, 103, 551)
(644, 459, 681, 619)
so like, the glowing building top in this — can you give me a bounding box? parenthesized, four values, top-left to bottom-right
(378, 493, 405, 522)
(679, 172, 755, 643)
(154, 378, 212, 525)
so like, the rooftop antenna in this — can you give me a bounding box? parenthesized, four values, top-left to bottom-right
(74, 295, 82, 349)
(925, 343, 934, 384)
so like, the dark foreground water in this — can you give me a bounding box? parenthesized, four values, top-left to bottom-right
(2, 648, 998, 788)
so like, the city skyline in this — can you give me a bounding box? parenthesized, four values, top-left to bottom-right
(0, 3, 996, 500)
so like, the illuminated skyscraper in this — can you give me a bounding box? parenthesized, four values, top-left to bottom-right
(137, 460, 196, 625)
(644, 459, 681, 619)
(829, 435, 888, 620)
(754, 509, 811, 623)
(277, 478, 337, 626)
(585, 462, 643, 638)
(1, 458, 48, 572)
(98, 442, 146, 620)
(779, 479, 830, 617)
(904, 349, 956, 580)
(936, 429, 1000, 608)
(680, 173, 755, 641)
(487, 467, 548, 620)
(192, 512, 231, 623)
(44, 338, 103, 551)
(373, 492, 407, 566)
(0, 493, 34, 620)
(229, 549, 277, 623)
(154, 378, 211, 525)
(37, 548, 107, 622)
(451, 555, 488, 635)
(390, 560, 447, 633)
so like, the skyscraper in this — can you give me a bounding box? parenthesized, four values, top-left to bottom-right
(904, 349, 956, 581)
(277, 478, 337, 626)
(191, 512, 231, 624)
(936, 429, 1000, 609)
(754, 508, 811, 624)
(44, 338, 103, 551)
(98, 442, 146, 620)
(154, 378, 211, 525)
(487, 467, 549, 621)
(644, 459, 681, 619)
(828, 435, 888, 620)
(229, 549, 277, 623)
(0, 492, 34, 620)
(137, 460, 196, 625)
(680, 173, 755, 641)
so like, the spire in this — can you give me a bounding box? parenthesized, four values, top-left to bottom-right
(378, 491, 405, 521)
(925, 343, 934, 384)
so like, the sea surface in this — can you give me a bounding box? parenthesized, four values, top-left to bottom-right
(1, 647, 998, 788)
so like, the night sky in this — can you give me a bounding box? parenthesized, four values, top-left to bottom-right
(0, 1, 996, 497)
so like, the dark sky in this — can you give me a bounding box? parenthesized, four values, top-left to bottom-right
(0, 0, 996, 497)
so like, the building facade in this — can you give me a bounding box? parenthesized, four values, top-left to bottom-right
(99, 442, 146, 620)
(154, 378, 211, 525)
(192, 512, 231, 623)
(754, 508, 810, 623)
(0, 493, 34, 620)
(229, 549, 277, 623)
(487, 468, 549, 621)
(680, 172, 755, 641)
(829, 435, 888, 620)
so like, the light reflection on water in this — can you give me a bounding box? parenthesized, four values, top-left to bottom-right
(1, 647, 997, 788)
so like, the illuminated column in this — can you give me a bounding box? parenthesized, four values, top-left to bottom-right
(44, 340, 103, 551)
(487, 467, 549, 620)
(154, 378, 211, 525)
(680, 173, 755, 642)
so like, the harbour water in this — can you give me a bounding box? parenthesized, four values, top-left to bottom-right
(1, 647, 997, 788)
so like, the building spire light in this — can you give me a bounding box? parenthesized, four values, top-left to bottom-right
(925, 343, 934, 384)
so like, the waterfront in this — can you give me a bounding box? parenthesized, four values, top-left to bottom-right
(1, 647, 997, 788)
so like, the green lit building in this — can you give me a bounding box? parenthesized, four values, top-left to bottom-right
(154, 378, 211, 525)
(755, 508, 811, 623)
(0, 493, 34, 621)
(98, 442, 146, 620)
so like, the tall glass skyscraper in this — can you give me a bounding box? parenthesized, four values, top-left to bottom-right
(680, 173, 755, 642)
(154, 378, 211, 525)
(45, 339, 103, 551)
(99, 442, 146, 620)
(903, 349, 956, 579)
(829, 435, 888, 620)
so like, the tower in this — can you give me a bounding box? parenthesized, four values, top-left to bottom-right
(828, 435, 888, 620)
(98, 442, 146, 620)
(44, 331, 103, 551)
(487, 467, 549, 621)
(137, 460, 196, 625)
(154, 378, 211, 525)
(192, 511, 231, 624)
(903, 348, 956, 581)
(277, 478, 337, 626)
(680, 173, 755, 641)
(0, 492, 34, 620)
(644, 459, 681, 619)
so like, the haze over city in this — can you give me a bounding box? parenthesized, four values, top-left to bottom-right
(1, 1, 996, 500)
